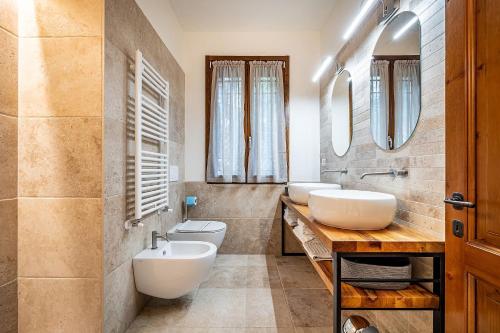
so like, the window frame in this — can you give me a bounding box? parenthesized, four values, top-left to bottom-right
(205, 55, 290, 184)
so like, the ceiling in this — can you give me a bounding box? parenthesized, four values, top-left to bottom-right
(168, 0, 339, 32)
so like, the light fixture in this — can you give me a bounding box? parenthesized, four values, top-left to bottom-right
(393, 16, 419, 40)
(343, 0, 378, 40)
(312, 56, 333, 83)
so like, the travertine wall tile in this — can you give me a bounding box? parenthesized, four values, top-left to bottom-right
(0, 3, 17, 330)
(104, 195, 162, 275)
(185, 182, 298, 254)
(104, 259, 147, 333)
(19, 117, 102, 197)
(19, 0, 102, 37)
(19, 37, 102, 117)
(18, 278, 101, 333)
(185, 182, 284, 219)
(104, 118, 126, 198)
(0, 199, 17, 286)
(17, 1, 105, 330)
(18, 198, 102, 278)
(0, 0, 17, 35)
(188, 217, 282, 255)
(0, 27, 17, 117)
(103, 0, 186, 331)
(0, 280, 17, 333)
(0, 114, 17, 199)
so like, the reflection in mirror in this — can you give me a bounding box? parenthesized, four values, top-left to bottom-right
(331, 70, 352, 156)
(370, 11, 421, 150)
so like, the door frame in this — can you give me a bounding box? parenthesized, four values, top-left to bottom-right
(445, 0, 469, 328)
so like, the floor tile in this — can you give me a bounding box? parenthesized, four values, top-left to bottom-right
(245, 289, 293, 328)
(201, 266, 248, 289)
(126, 255, 419, 332)
(247, 255, 277, 267)
(127, 292, 197, 329)
(276, 258, 324, 289)
(246, 265, 282, 288)
(177, 288, 246, 328)
(284, 288, 333, 328)
(246, 328, 295, 333)
(294, 327, 333, 333)
(276, 256, 310, 266)
(214, 254, 249, 267)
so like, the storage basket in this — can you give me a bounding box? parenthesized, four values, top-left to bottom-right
(341, 257, 412, 290)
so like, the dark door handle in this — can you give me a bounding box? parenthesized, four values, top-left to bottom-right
(444, 192, 475, 209)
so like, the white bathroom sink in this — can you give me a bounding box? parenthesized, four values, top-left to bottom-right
(288, 182, 342, 205)
(308, 190, 397, 230)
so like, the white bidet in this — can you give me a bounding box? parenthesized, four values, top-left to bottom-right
(133, 240, 217, 299)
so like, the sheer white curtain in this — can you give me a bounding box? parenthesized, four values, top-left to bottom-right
(370, 60, 390, 149)
(206, 61, 246, 183)
(248, 61, 287, 183)
(394, 60, 420, 148)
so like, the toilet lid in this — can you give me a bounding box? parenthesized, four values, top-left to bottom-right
(175, 220, 226, 233)
(202, 221, 226, 232)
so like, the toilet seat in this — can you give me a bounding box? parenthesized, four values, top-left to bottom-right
(174, 220, 226, 233)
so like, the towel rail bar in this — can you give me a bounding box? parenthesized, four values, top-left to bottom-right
(133, 49, 170, 221)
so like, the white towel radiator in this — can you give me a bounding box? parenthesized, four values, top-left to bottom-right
(133, 50, 170, 220)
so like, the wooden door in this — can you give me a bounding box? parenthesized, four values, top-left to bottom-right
(446, 0, 500, 332)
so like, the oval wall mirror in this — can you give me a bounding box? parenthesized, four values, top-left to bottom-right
(331, 70, 352, 157)
(370, 11, 421, 150)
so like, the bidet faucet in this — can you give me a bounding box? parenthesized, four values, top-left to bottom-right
(152, 230, 169, 249)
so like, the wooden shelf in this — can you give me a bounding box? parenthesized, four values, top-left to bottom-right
(282, 195, 444, 253)
(282, 201, 441, 310)
(341, 283, 439, 309)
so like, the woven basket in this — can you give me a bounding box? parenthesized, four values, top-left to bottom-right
(341, 257, 412, 290)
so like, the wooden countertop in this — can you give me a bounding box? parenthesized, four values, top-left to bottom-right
(281, 195, 444, 253)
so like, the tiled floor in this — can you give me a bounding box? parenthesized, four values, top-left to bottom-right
(126, 255, 333, 332)
(126, 255, 432, 333)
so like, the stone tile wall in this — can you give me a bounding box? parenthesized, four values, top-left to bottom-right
(16, 1, 105, 332)
(103, 0, 185, 332)
(0, 0, 18, 331)
(185, 182, 303, 255)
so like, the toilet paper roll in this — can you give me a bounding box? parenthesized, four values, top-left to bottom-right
(185, 195, 198, 207)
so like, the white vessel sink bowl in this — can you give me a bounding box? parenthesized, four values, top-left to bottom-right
(308, 190, 397, 230)
(288, 183, 342, 205)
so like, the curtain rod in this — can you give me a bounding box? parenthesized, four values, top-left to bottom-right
(209, 60, 286, 69)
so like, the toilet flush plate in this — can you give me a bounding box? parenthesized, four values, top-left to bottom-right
(169, 165, 179, 182)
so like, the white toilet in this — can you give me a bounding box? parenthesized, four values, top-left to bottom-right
(167, 220, 227, 248)
(133, 240, 217, 299)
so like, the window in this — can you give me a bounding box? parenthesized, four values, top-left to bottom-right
(205, 56, 289, 184)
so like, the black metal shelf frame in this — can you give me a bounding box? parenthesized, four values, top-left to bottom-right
(332, 251, 445, 333)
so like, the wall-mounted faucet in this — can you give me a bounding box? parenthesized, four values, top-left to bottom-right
(321, 168, 348, 175)
(152, 230, 169, 249)
(360, 169, 408, 179)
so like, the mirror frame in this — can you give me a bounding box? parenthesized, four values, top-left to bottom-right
(369, 10, 422, 151)
(331, 69, 353, 157)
